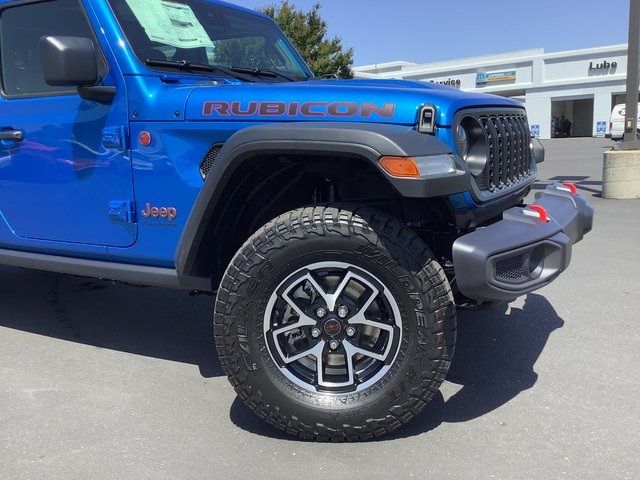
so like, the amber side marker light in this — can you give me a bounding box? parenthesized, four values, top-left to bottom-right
(379, 156, 420, 178)
(139, 131, 152, 147)
(379, 154, 457, 178)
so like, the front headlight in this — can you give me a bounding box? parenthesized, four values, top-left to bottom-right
(458, 117, 488, 176)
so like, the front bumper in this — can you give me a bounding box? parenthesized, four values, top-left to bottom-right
(452, 182, 594, 302)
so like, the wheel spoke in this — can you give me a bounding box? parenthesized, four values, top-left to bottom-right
(347, 284, 395, 335)
(272, 288, 318, 338)
(357, 282, 380, 314)
(304, 272, 355, 312)
(284, 340, 325, 364)
(272, 315, 316, 337)
(346, 309, 396, 361)
(317, 341, 355, 388)
(349, 315, 394, 334)
(269, 287, 319, 357)
(281, 285, 315, 322)
(344, 340, 388, 362)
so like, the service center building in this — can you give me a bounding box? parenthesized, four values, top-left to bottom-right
(354, 44, 634, 140)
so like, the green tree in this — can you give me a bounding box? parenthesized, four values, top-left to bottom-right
(260, 1, 354, 78)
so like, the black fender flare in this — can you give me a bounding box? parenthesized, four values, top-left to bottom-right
(175, 122, 469, 288)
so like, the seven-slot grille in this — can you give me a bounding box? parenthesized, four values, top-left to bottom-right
(475, 112, 532, 192)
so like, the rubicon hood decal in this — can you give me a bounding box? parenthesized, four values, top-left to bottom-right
(202, 101, 395, 119)
(185, 79, 523, 125)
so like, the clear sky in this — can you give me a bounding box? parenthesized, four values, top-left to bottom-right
(232, 0, 632, 66)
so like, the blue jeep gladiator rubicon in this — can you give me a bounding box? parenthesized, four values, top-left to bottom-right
(0, 0, 593, 441)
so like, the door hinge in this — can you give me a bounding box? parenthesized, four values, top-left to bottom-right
(109, 200, 136, 223)
(102, 126, 128, 150)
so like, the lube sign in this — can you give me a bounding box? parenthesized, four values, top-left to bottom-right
(589, 60, 618, 72)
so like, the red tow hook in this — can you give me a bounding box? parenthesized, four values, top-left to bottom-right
(562, 181, 577, 195)
(526, 204, 549, 223)
(562, 182, 578, 195)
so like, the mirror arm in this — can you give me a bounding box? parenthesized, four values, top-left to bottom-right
(77, 86, 116, 104)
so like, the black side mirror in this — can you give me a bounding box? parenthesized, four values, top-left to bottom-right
(40, 35, 98, 87)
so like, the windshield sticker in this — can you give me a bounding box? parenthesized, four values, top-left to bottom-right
(125, 0, 214, 48)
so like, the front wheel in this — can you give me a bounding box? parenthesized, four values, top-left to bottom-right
(214, 206, 456, 441)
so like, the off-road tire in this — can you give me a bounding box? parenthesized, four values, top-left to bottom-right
(214, 205, 456, 441)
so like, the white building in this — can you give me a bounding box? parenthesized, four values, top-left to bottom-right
(354, 44, 636, 140)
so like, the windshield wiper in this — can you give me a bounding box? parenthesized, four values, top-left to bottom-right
(228, 66, 301, 82)
(145, 59, 252, 82)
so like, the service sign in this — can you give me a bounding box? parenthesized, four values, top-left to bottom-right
(429, 78, 462, 89)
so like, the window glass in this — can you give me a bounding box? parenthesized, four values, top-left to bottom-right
(108, 0, 311, 81)
(0, 0, 106, 97)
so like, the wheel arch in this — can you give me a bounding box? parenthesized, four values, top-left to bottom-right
(175, 122, 461, 290)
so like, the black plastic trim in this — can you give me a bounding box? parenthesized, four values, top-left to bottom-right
(0, 249, 212, 290)
(452, 182, 594, 301)
(78, 85, 116, 104)
(532, 136, 545, 163)
(175, 122, 471, 282)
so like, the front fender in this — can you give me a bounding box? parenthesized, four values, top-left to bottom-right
(175, 122, 469, 287)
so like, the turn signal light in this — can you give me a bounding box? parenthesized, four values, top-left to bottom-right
(379, 154, 457, 178)
(379, 156, 420, 178)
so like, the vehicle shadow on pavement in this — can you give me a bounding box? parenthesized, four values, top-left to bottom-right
(0, 266, 224, 378)
(229, 293, 565, 441)
(533, 175, 602, 197)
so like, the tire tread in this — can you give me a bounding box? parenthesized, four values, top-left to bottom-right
(214, 205, 456, 441)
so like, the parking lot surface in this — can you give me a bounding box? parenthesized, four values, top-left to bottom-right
(1, 138, 638, 479)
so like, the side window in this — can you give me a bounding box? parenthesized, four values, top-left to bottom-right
(0, 0, 106, 97)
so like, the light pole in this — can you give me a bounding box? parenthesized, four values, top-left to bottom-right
(603, 0, 640, 198)
(621, 0, 640, 149)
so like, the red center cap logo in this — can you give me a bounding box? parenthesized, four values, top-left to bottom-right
(323, 319, 342, 336)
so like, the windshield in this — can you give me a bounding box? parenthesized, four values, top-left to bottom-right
(108, 0, 312, 81)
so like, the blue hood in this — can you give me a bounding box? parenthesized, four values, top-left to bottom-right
(185, 78, 523, 127)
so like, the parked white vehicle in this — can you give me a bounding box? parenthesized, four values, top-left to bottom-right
(607, 103, 640, 140)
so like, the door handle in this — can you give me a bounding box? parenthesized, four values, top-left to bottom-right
(0, 130, 23, 142)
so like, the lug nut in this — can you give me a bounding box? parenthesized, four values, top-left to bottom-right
(311, 327, 322, 339)
(337, 306, 349, 319)
(329, 339, 340, 350)
(345, 326, 356, 337)
(316, 307, 327, 318)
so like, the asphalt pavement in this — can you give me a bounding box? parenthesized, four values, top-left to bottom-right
(0, 138, 638, 479)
